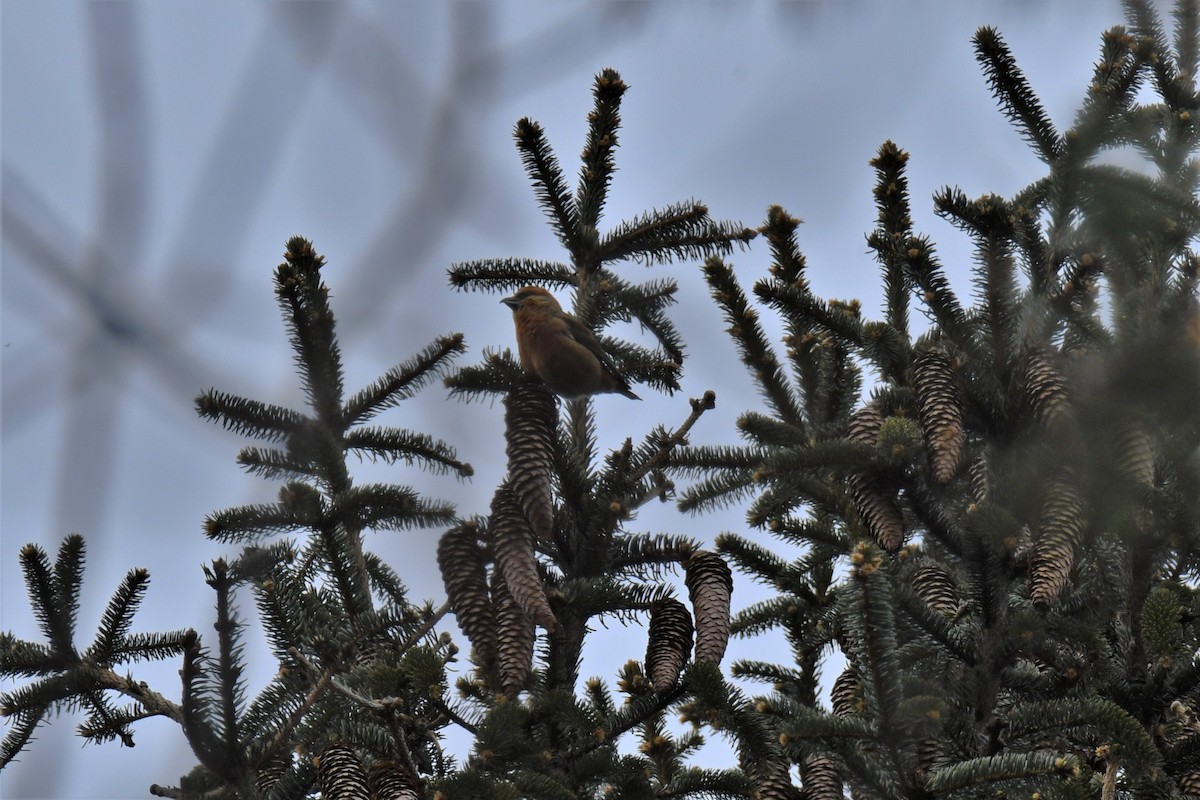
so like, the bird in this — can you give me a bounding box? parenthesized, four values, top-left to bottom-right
(501, 286, 640, 400)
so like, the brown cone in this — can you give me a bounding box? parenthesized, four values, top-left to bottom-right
(437, 521, 497, 669)
(489, 483, 556, 631)
(505, 378, 558, 547)
(912, 349, 966, 484)
(1030, 468, 1086, 605)
(315, 741, 370, 800)
(684, 550, 733, 666)
(492, 567, 535, 700)
(645, 597, 694, 692)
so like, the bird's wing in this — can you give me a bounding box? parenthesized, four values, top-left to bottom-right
(560, 313, 624, 374)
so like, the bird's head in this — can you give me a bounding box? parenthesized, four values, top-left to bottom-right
(501, 286, 563, 315)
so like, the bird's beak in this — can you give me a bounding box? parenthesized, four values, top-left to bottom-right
(501, 294, 519, 311)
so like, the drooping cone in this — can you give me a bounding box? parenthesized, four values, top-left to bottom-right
(505, 378, 558, 547)
(368, 760, 421, 800)
(489, 483, 556, 631)
(645, 597, 694, 692)
(492, 568, 535, 699)
(849, 476, 905, 553)
(1022, 346, 1073, 430)
(1115, 419, 1155, 488)
(912, 349, 966, 484)
(845, 400, 904, 551)
(255, 754, 289, 796)
(968, 451, 989, 504)
(437, 521, 497, 669)
(847, 399, 885, 445)
(1029, 468, 1086, 606)
(912, 564, 961, 616)
(1180, 771, 1200, 797)
(684, 550, 733, 666)
(916, 736, 940, 779)
(752, 764, 801, 800)
(830, 667, 862, 716)
(799, 754, 843, 800)
(315, 741, 370, 800)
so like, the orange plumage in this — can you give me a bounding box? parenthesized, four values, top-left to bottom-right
(502, 286, 640, 400)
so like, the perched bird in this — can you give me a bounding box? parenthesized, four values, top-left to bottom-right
(502, 286, 640, 400)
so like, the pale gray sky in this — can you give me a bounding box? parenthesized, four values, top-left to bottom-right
(2, 1, 1131, 797)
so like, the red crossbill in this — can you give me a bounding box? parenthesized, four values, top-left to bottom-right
(501, 286, 640, 400)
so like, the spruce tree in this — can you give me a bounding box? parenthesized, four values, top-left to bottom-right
(432, 68, 768, 799)
(2, 2, 1198, 799)
(2, 239, 472, 797)
(671, 1, 1200, 797)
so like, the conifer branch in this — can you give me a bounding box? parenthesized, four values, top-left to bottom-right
(703, 257, 804, 426)
(514, 118, 582, 261)
(974, 27, 1062, 162)
(343, 333, 466, 426)
(575, 68, 627, 240)
(447, 258, 576, 293)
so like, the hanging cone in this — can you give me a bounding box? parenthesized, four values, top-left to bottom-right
(1022, 346, 1073, 430)
(752, 764, 801, 800)
(505, 378, 558, 547)
(799, 755, 843, 800)
(489, 483, 556, 631)
(912, 564, 961, 616)
(968, 451, 990, 504)
(437, 521, 498, 669)
(849, 476, 904, 553)
(830, 666, 862, 717)
(492, 568, 535, 700)
(684, 550, 733, 666)
(912, 348, 966, 484)
(846, 399, 904, 552)
(1029, 468, 1086, 605)
(645, 597, 694, 692)
(367, 760, 421, 800)
(315, 741, 370, 800)
(847, 399, 886, 445)
(1115, 419, 1155, 488)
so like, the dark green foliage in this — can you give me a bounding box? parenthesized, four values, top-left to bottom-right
(0, 536, 191, 767)
(4, 239, 469, 797)
(436, 70, 752, 797)
(6, 5, 1199, 798)
(667, 2, 1200, 797)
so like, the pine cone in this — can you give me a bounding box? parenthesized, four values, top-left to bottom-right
(916, 737, 940, 779)
(489, 483, 556, 631)
(1181, 771, 1200, 797)
(967, 451, 989, 504)
(368, 760, 421, 800)
(315, 742, 371, 800)
(849, 476, 904, 552)
(505, 378, 558, 547)
(255, 754, 290, 796)
(830, 667, 861, 716)
(437, 521, 498, 669)
(799, 755, 843, 800)
(1115, 419, 1154, 488)
(1029, 469, 1086, 606)
(847, 400, 885, 445)
(1022, 346, 1073, 430)
(753, 765, 801, 800)
(912, 349, 965, 484)
(492, 567, 535, 699)
(684, 550, 733, 666)
(645, 597, 694, 692)
(912, 564, 960, 616)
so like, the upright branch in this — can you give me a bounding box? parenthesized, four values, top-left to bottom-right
(670, 3, 1200, 797)
(435, 69, 755, 798)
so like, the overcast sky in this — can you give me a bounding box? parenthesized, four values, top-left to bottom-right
(1, 1, 1137, 797)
